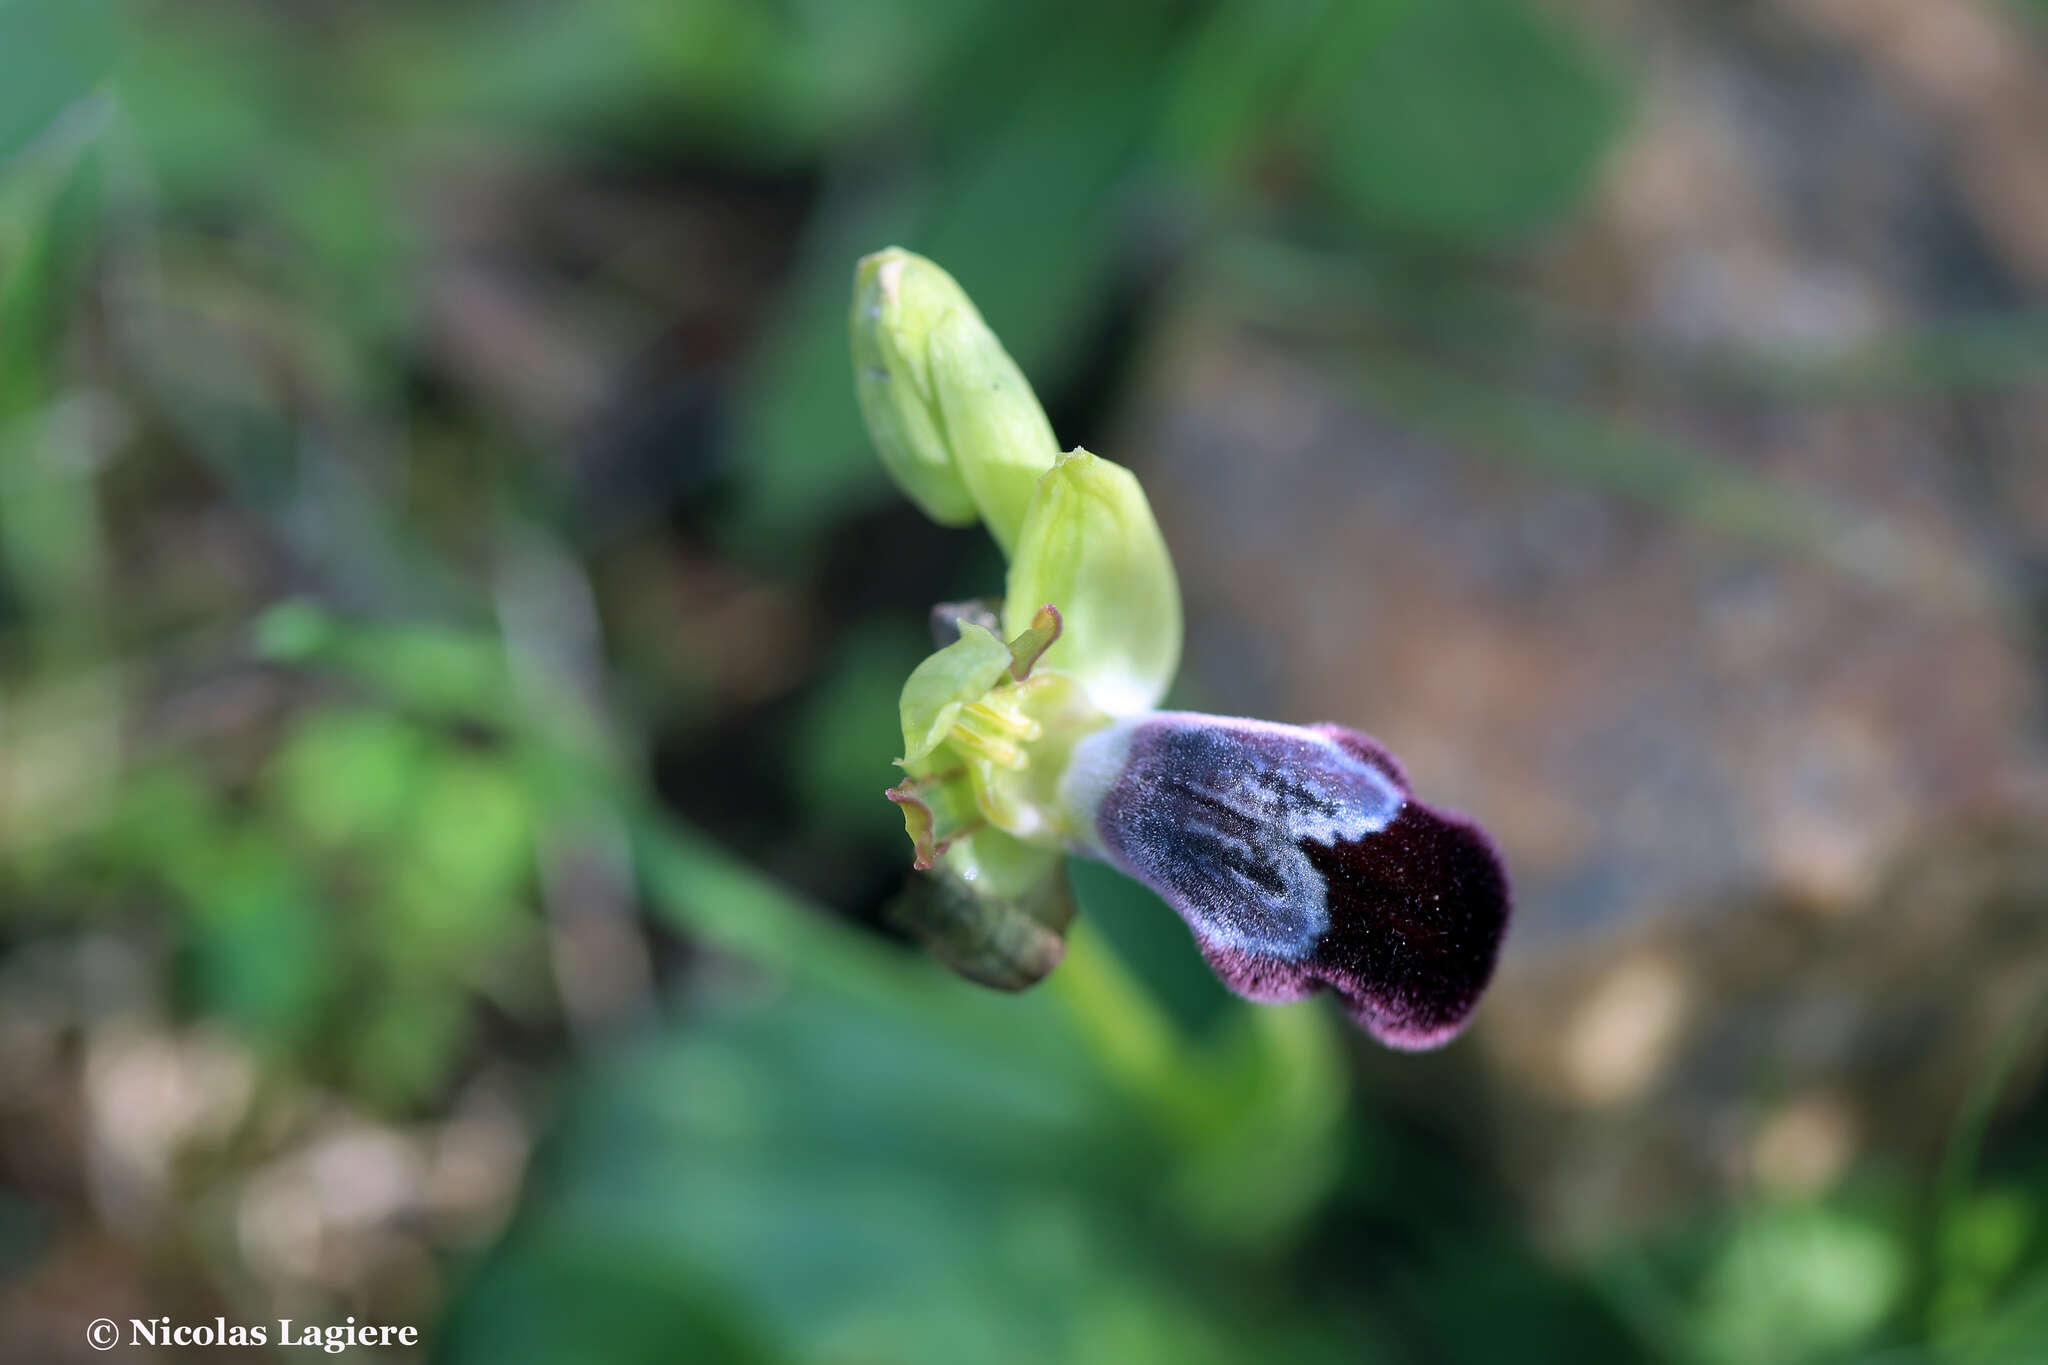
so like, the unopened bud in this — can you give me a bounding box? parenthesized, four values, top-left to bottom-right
(851, 248, 1059, 548)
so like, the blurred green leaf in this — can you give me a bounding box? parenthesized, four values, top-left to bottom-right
(173, 829, 336, 1045)
(1160, 0, 1379, 180)
(106, 764, 223, 873)
(1941, 1265, 2048, 1364)
(444, 1239, 786, 1365)
(1066, 857, 1232, 1041)
(348, 984, 474, 1111)
(0, 127, 102, 417)
(726, 12, 1169, 550)
(1954, 1188, 2037, 1278)
(405, 753, 536, 905)
(269, 708, 429, 849)
(1304, 0, 1620, 243)
(0, 418, 109, 653)
(370, 753, 535, 965)
(788, 622, 933, 840)
(440, 973, 1380, 1365)
(382, 0, 1006, 162)
(630, 799, 1352, 1246)
(0, 0, 114, 161)
(1692, 1203, 1906, 1365)
(116, 9, 300, 201)
(258, 604, 516, 721)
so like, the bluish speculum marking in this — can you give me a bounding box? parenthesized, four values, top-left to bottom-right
(1085, 715, 1405, 960)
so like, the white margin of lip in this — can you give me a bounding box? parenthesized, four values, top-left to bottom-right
(1058, 713, 1406, 959)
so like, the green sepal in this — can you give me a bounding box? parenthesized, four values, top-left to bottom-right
(928, 305, 1059, 554)
(1004, 449, 1183, 716)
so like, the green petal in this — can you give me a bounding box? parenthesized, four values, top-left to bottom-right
(897, 622, 1014, 765)
(1004, 449, 1183, 715)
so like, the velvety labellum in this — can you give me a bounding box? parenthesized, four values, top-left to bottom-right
(1078, 714, 1510, 1049)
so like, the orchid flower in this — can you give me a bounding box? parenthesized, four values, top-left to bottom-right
(853, 249, 1509, 1049)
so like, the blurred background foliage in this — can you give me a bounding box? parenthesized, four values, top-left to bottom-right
(3, 0, 2048, 1361)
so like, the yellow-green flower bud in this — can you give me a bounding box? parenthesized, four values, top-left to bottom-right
(850, 248, 1058, 548)
(1003, 449, 1183, 717)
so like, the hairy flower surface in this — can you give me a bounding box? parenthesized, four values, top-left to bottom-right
(852, 247, 1509, 1048)
(1066, 715, 1508, 1048)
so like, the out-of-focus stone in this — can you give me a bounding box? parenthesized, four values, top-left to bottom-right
(1456, 818, 2048, 1250)
(1119, 0, 2048, 1248)
(1131, 320, 2038, 937)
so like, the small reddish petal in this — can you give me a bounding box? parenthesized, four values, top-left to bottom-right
(886, 776, 984, 871)
(1005, 603, 1062, 681)
(886, 784, 942, 870)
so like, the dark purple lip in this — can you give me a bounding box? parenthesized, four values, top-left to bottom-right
(1084, 715, 1510, 1049)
